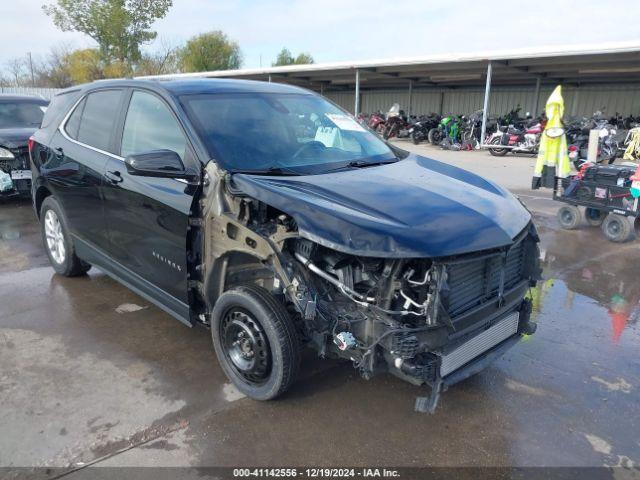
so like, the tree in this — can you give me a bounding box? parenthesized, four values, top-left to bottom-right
(64, 48, 105, 84)
(178, 31, 242, 73)
(42, 0, 173, 64)
(4, 58, 29, 86)
(272, 48, 314, 66)
(134, 39, 179, 76)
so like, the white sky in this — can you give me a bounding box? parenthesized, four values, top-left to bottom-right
(2, 0, 640, 72)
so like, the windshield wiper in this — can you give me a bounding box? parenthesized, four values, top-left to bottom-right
(248, 166, 302, 176)
(325, 159, 398, 173)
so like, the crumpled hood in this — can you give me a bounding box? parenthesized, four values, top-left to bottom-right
(232, 154, 531, 258)
(0, 127, 36, 148)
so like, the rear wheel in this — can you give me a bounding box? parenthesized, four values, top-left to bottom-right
(40, 196, 91, 277)
(584, 207, 605, 227)
(411, 131, 421, 144)
(602, 213, 635, 242)
(211, 285, 301, 400)
(557, 205, 581, 230)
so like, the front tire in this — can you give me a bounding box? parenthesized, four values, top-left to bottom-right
(427, 128, 441, 145)
(488, 137, 509, 156)
(40, 196, 91, 277)
(557, 205, 581, 230)
(211, 285, 301, 401)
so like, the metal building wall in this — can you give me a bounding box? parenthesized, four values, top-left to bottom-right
(326, 84, 640, 118)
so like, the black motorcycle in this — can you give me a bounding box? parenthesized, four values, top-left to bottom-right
(408, 113, 441, 144)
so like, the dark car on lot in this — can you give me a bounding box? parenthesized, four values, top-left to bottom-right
(0, 94, 49, 197)
(30, 79, 540, 412)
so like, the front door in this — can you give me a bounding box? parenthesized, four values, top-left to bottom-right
(102, 89, 199, 318)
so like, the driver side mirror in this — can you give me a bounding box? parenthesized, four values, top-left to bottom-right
(124, 149, 190, 178)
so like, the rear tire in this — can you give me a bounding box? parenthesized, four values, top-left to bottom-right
(211, 285, 301, 401)
(40, 196, 91, 277)
(557, 205, 581, 230)
(411, 132, 421, 145)
(602, 213, 635, 242)
(584, 207, 605, 227)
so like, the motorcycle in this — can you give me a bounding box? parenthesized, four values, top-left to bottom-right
(487, 113, 546, 156)
(367, 110, 386, 135)
(382, 104, 409, 140)
(428, 115, 462, 145)
(408, 113, 441, 144)
(459, 110, 484, 150)
(566, 112, 619, 167)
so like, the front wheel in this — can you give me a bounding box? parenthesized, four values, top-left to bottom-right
(557, 205, 581, 230)
(211, 285, 301, 401)
(427, 128, 441, 145)
(40, 196, 91, 277)
(488, 137, 508, 156)
(411, 131, 421, 145)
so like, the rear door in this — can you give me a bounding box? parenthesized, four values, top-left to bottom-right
(43, 89, 125, 252)
(102, 89, 199, 319)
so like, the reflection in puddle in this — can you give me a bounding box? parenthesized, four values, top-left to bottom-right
(527, 225, 640, 344)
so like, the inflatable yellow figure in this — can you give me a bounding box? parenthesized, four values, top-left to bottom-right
(532, 85, 571, 189)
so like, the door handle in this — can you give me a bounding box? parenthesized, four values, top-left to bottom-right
(105, 170, 123, 184)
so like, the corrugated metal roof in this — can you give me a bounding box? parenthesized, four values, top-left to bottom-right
(138, 41, 640, 90)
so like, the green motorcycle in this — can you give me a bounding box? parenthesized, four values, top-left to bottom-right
(428, 115, 461, 145)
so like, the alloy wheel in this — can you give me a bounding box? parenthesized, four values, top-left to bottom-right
(44, 209, 65, 264)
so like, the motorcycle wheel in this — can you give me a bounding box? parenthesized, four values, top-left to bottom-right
(427, 128, 441, 145)
(411, 132, 421, 145)
(375, 124, 386, 136)
(488, 137, 509, 156)
(383, 124, 397, 140)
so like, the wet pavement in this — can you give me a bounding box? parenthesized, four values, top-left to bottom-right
(1, 146, 639, 473)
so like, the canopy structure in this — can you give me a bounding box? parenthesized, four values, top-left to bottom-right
(141, 41, 640, 144)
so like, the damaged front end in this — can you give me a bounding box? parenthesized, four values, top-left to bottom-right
(194, 161, 541, 412)
(286, 225, 540, 412)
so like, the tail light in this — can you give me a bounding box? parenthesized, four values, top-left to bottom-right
(568, 145, 577, 152)
(28, 136, 35, 154)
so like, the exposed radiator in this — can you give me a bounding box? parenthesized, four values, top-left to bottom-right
(439, 311, 520, 377)
(443, 236, 526, 318)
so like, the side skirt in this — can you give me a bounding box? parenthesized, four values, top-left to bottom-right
(73, 235, 192, 327)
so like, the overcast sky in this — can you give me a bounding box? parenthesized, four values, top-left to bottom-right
(2, 0, 640, 72)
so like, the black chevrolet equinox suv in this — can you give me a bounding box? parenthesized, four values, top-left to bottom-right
(30, 79, 540, 412)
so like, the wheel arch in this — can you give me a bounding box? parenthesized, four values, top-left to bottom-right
(204, 250, 277, 309)
(34, 185, 52, 218)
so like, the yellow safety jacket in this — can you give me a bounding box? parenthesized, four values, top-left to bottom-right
(623, 127, 640, 161)
(533, 85, 571, 188)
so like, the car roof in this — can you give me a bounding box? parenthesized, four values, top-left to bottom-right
(72, 77, 314, 98)
(0, 94, 49, 105)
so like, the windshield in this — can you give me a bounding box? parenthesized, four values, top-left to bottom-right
(0, 101, 46, 129)
(180, 92, 397, 174)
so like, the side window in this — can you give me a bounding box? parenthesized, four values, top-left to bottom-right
(76, 90, 123, 153)
(121, 91, 187, 160)
(64, 98, 85, 140)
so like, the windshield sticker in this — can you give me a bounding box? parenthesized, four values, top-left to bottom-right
(325, 114, 366, 132)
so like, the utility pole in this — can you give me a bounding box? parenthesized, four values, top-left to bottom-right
(27, 52, 35, 87)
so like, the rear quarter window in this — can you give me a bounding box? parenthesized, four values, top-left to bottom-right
(41, 90, 80, 129)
